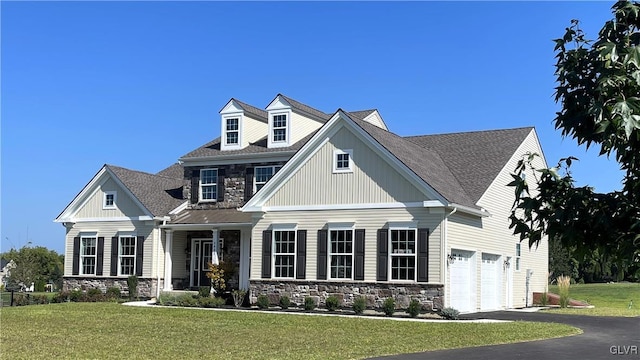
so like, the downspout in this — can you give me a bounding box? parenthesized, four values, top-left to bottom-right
(443, 207, 457, 309)
(156, 218, 168, 299)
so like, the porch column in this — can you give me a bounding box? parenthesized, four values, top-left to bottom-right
(163, 229, 174, 291)
(211, 229, 219, 263)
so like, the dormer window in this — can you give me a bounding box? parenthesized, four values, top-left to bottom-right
(221, 115, 242, 150)
(225, 118, 239, 145)
(267, 110, 292, 148)
(272, 114, 288, 143)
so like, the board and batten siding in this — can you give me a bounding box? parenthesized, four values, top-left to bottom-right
(242, 114, 268, 148)
(64, 221, 156, 278)
(290, 112, 324, 145)
(75, 178, 146, 218)
(446, 129, 548, 309)
(250, 208, 443, 283)
(266, 125, 431, 207)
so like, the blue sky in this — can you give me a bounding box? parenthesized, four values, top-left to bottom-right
(1, 1, 622, 254)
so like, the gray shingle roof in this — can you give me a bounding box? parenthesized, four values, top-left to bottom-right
(233, 98, 268, 121)
(107, 165, 185, 216)
(179, 132, 318, 159)
(405, 127, 533, 203)
(170, 208, 253, 225)
(347, 109, 376, 120)
(279, 94, 331, 121)
(156, 163, 184, 179)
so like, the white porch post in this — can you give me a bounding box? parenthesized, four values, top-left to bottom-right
(211, 229, 219, 262)
(163, 229, 174, 291)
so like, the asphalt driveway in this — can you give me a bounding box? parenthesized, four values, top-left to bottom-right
(373, 311, 640, 360)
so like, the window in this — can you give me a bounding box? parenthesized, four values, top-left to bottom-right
(272, 114, 287, 143)
(330, 229, 353, 279)
(199, 168, 218, 201)
(119, 235, 136, 276)
(80, 235, 97, 275)
(225, 117, 239, 145)
(273, 229, 296, 278)
(103, 191, 116, 209)
(390, 229, 416, 281)
(254, 166, 282, 193)
(515, 243, 521, 271)
(333, 149, 353, 173)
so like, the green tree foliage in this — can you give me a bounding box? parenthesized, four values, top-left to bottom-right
(1, 246, 64, 290)
(509, 1, 640, 281)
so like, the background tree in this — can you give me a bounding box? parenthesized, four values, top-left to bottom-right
(1, 246, 64, 291)
(509, 1, 640, 281)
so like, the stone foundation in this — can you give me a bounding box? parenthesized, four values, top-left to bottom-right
(249, 280, 444, 311)
(63, 277, 158, 298)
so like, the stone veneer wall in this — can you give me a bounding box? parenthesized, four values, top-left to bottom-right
(63, 277, 158, 298)
(249, 280, 444, 311)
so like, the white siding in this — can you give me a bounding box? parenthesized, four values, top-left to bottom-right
(250, 208, 443, 283)
(64, 220, 156, 278)
(446, 130, 548, 310)
(243, 114, 268, 148)
(267, 125, 430, 207)
(170, 231, 189, 280)
(75, 178, 146, 218)
(290, 112, 323, 145)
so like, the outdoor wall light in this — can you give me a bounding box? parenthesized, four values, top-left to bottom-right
(447, 253, 455, 265)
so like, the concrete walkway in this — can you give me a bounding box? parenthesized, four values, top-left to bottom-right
(373, 311, 640, 360)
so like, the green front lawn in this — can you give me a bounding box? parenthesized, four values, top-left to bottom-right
(546, 282, 640, 317)
(1, 303, 579, 359)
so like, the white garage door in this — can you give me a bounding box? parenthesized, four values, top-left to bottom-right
(481, 253, 502, 311)
(449, 250, 474, 313)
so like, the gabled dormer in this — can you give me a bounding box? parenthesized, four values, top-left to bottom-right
(265, 94, 329, 148)
(219, 99, 268, 151)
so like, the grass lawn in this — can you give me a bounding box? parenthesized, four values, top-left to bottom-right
(1, 302, 579, 359)
(546, 282, 640, 317)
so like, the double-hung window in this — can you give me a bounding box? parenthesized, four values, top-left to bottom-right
(80, 234, 97, 275)
(199, 168, 218, 201)
(273, 229, 296, 278)
(254, 165, 282, 193)
(515, 243, 521, 271)
(333, 149, 353, 173)
(272, 114, 288, 143)
(390, 228, 417, 281)
(225, 117, 239, 146)
(329, 228, 353, 279)
(119, 235, 136, 276)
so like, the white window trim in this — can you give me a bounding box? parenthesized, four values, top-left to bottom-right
(253, 165, 282, 194)
(388, 226, 417, 282)
(199, 168, 218, 203)
(118, 232, 137, 277)
(268, 110, 292, 148)
(103, 191, 117, 210)
(328, 224, 355, 280)
(272, 224, 297, 279)
(221, 114, 243, 150)
(515, 243, 521, 272)
(80, 232, 98, 276)
(333, 149, 353, 173)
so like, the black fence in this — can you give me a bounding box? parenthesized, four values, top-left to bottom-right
(0, 292, 52, 307)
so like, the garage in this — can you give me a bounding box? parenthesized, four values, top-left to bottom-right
(449, 249, 475, 313)
(481, 253, 502, 310)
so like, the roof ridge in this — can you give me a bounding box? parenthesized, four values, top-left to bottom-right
(106, 164, 182, 181)
(278, 94, 332, 120)
(405, 126, 534, 139)
(232, 98, 268, 119)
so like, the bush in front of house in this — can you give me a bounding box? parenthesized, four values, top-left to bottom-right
(382, 298, 396, 317)
(279, 295, 291, 309)
(127, 275, 138, 301)
(353, 296, 367, 315)
(325, 295, 340, 311)
(304, 296, 316, 311)
(106, 287, 122, 301)
(407, 299, 421, 318)
(198, 286, 211, 298)
(86, 288, 104, 302)
(69, 289, 85, 302)
(198, 296, 226, 308)
(256, 294, 270, 309)
(439, 307, 460, 320)
(232, 289, 247, 308)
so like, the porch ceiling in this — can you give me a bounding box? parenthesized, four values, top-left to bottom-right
(169, 208, 253, 225)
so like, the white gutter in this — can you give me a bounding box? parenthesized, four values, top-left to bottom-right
(448, 203, 490, 217)
(156, 217, 168, 299)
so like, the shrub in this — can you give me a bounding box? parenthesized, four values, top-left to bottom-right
(206, 262, 226, 294)
(34, 280, 46, 292)
(279, 295, 291, 309)
(13, 293, 30, 306)
(256, 294, 270, 309)
(382, 297, 396, 316)
(439, 307, 460, 320)
(106, 287, 121, 301)
(407, 299, 421, 318)
(127, 275, 139, 300)
(198, 286, 211, 298)
(325, 295, 340, 311)
(32, 294, 49, 305)
(51, 291, 70, 303)
(304, 296, 316, 311)
(232, 290, 247, 308)
(198, 296, 226, 308)
(86, 288, 103, 302)
(540, 292, 549, 306)
(69, 289, 84, 302)
(557, 275, 571, 308)
(176, 294, 198, 307)
(352, 296, 367, 315)
(157, 292, 176, 306)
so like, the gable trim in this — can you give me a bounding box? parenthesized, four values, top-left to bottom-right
(245, 201, 445, 212)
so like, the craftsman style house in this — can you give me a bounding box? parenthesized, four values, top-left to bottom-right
(55, 94, 548, 312)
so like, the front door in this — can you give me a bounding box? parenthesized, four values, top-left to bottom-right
(192, 239, 213, 288)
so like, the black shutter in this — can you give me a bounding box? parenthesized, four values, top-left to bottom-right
(245, 167, 254, 201)
(317, 230, 328, 280)
(111, 237, 118, 276)
(190, 169, 199, 204)
(377, 229, 388, 281)
(417, 228, 429, 282)
(261, 230, 272, 278)
(96, 237, 104, 276)
(72, 237, 80, 275)
(135, 236, 144, 276)
(354, 229, 365, 281)
(296, 230, 306, 279)
(217, 168, 226, 202)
